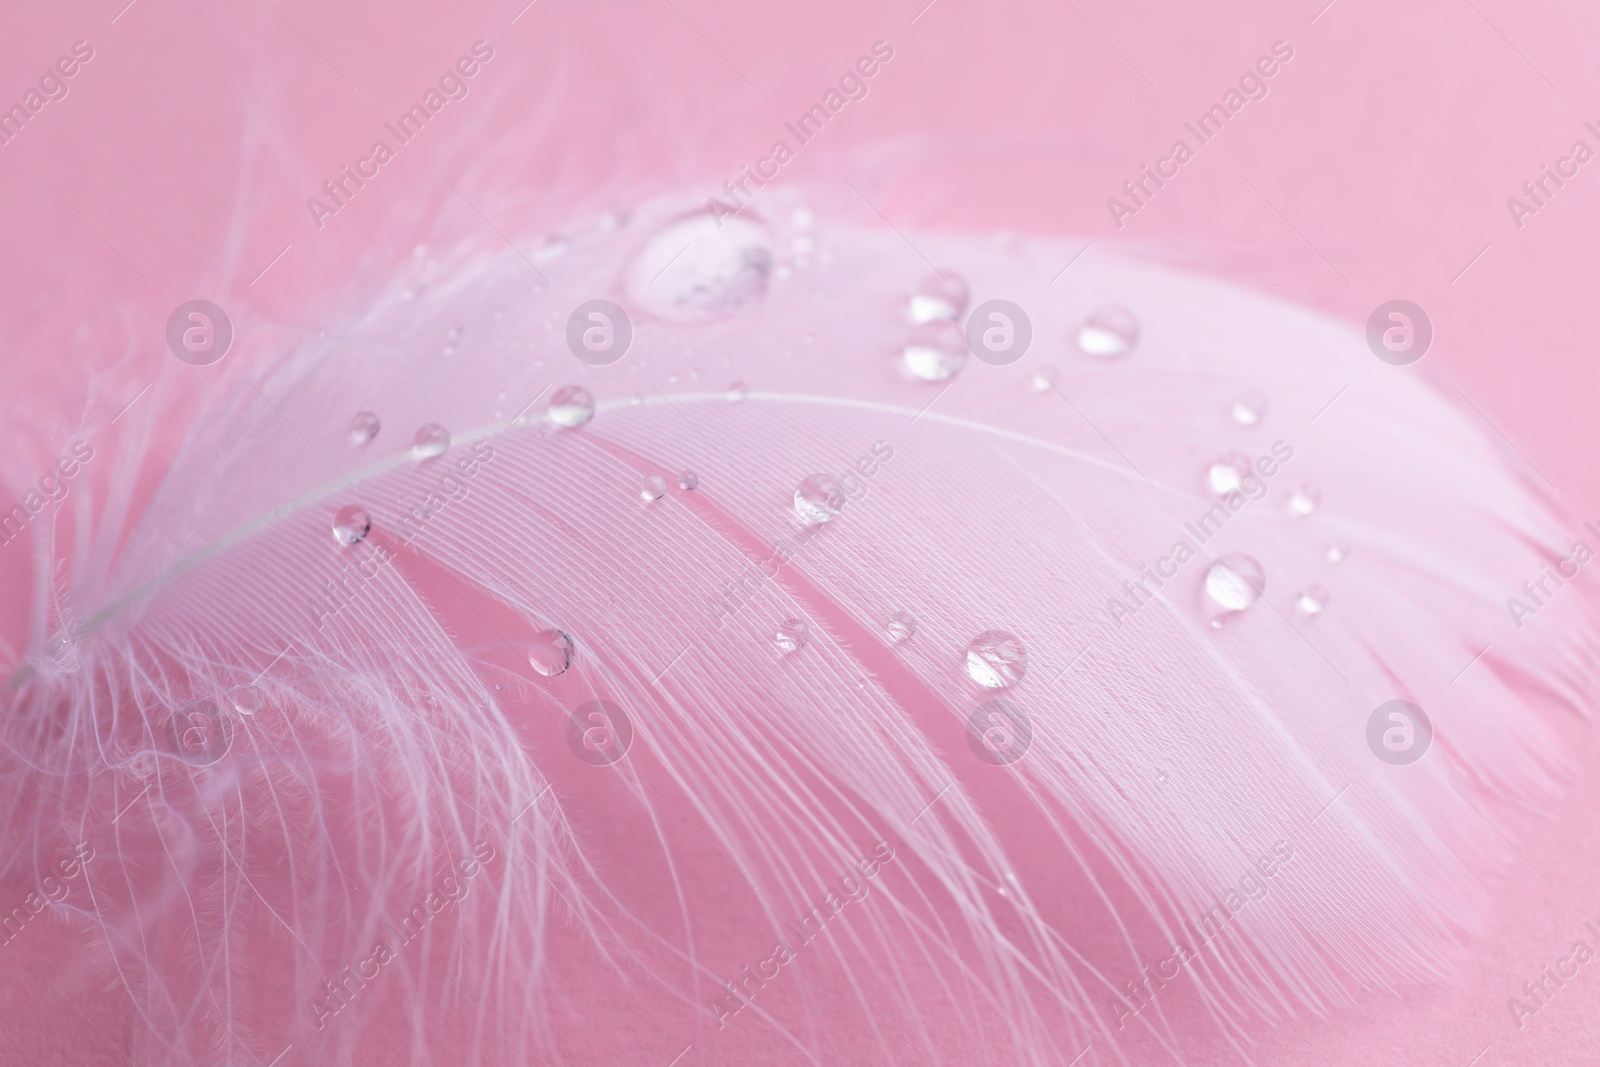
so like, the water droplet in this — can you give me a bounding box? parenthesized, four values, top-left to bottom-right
(886, 611, 917, 643)
(1076, 305, 1139, 358)
(1230, 391, 1268, 426)
(1029, 365, 1058, 394)
(1288, 484, 1321, 518)
(1326, 543, 1346, 565)
(678, 470, 699, 490)
(412, 424, 450, 460)
(624, 213, 772, 321)
(794, 474, 845, 525)
(791, 206, 816, 229)
(964, 630, 1027, 688)
(548, 385, 596, 428)
(232, 685, 265, 716)
(1204, 554, 1265, 624)
(1156, 770, 1170, 783)
(775, 618, 809, 654)
(726, 381, 748, 402)
(349, 411, 381, 446)
(909, 271, 969, 324)
(1296, 585, 1331, 617)
(1206, 452, 1254, 496)
(331, 505, 371, 546)
(640, 475, 667, 503)
(902, 319, 967, 383)
(527, 629, 574, 677)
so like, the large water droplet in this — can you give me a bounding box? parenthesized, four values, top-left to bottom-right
(1288, 485, 1321, 518)
(624, 213, 772, 321)
(902, 319, 967, 383)
(1029, 365, 1058, 394)
(1204, 554, 1265, 624)
(678, 470, 699, 490)
(886, 611, 917, 644)
(640, 475, 667, 503)
(527, 629, 574, 677)
(412, 424, 450, 460)
(1206, 452, 1254, 496)
(1076, 305, 1139, 358)
(1230, 391, 1268, 426)
(548, 385, 595, 428)
(349, 411, 381, 447)
(331, 505, 371, 546)
(794, 474, 845, 525)
(1296, 585, 1330, 617)
(726, 381, 748, 402)
(775, 618, 809, 654)
(965, 630, 1027, 688)
(232, 685, 265, 716)
(909, 271, 969, 324)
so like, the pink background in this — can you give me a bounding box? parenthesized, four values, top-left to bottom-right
(1, 0, 1598, 1063)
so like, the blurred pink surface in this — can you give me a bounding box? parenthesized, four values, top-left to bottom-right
(2, 0, 1598, 1063)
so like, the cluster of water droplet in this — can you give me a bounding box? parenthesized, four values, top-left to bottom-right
(902, 272, 969, 383)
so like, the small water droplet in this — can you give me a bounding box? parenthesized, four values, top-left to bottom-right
(527, 629, 574, 677)
(1206, 452, 1254, 496)
(902, 319, 967, 383)
(624, 213, 772, 320)
(1204, 554, 1265, 623)
(1076, 305, 1139, 358)
(1029, 365, 1058, 394)
(794, 474, 845, 525)
(775, 618, 809, 654)
(640, 475, 667, 503)
(1326, 543, 1346, 565)
(678, 470, 699, 490)
(232, 685, 265, 716)
(1288, 485, 1321, 518)
(412, 424, 450, 460)
(1296, 585, 1330, 617)
(909, 271, 969, 324)
(331, 505, 371, 546)
(964, 630, 1027, 688)
(349, 411, 381, 446)
(886, 611, 917, 643)
(548, 385, 596, 428)
(726, 381, 748, 402)
(1230, 391, 1268, 426)
(1156, 770, 1170, 783)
